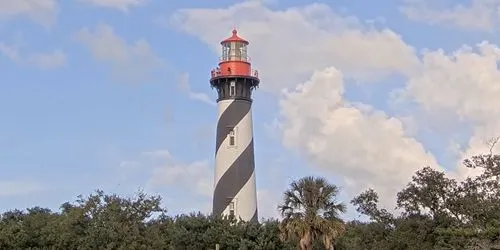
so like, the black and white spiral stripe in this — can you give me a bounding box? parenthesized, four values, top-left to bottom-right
(212, 98, 258, 222)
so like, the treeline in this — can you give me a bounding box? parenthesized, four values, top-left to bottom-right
(1, 152, 500, 249)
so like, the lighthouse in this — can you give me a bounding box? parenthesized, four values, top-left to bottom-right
(210, 29, 259, 222)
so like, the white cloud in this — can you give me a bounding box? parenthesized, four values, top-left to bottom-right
(147, 159, 213, 197)
(119, 148, 286, 218)
(0, 180, 44, 197)
(178, 73, 216, 106)
(397, 41, 500, 178)
(116, 149, 213, 215)
(79, 0, 146, 12)
(26, 50, 66, 69)
(142, 149, 172, 159)
(117, 149, 212, 198)
(0, 0, 58, 26)
(74, 23, 165, 83)
(118, 160, 142, 172)
(0, 42, 66, 69)
(400, 0, 500, 31)
(0, 42, 21, 62)
(257, 189, 282, 219)
(278, 67, 440, 208)
(168, 0, 500, 214)
(403, 42, 500, 123)
(169, 1, 449, 209)
(170, 1, 419, 92)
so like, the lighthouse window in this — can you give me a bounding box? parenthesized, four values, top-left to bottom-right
(240, 46, 247, 61)
(228, 129, 236, 146)
(234, 43, 242, 59)
(229, 81, 236, 96)
(229, 42, 237, 60)
(235, 42, 246, 61)
(229, 200, 236, 218)
(222, 44, 230, 61)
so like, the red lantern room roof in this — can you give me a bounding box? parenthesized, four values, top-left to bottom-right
(221, 28, 249, 45)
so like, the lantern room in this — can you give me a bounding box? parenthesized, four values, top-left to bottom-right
(211, 29, 258, 79)
(221, 29, 249, 62)
(209, 28, 260, 102)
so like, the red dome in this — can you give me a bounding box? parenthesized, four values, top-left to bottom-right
(221, 28, 249, 45)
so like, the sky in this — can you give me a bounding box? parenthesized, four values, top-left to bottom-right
(1, 0, 500, 220)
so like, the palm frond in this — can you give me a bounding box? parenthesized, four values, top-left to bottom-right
(277, 176, 347, 249)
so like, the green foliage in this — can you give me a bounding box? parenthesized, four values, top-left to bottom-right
(0, 191, 288, 249)
(342, 152, 500, 249)
(278, 176, 346, 249)
(2, 152, 500, 249)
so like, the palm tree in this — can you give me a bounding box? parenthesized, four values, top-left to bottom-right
(278, 176, 346, 250)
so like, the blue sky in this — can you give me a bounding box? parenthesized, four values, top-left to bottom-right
(1, 0, 500, 220)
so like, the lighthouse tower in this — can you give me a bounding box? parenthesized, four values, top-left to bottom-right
(210, 29, 259, 223)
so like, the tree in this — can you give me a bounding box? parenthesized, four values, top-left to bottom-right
(278, 176, 346, 250)
(342, 148, 500, 250)
(0, 208, 60, 249)
(4, 149, 500, 249)
(0, 190, 296, 249)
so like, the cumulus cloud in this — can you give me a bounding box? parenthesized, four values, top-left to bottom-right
(115, 149, 212, 214)
(146, 156, 213, 197)
(169, 0, 419, 92)
(400, 0, 500, 31)
(74, 23, 165, 84)
(117, 148, 282, 218)
(168, 0, 453, 209)
(142, 149, 172, 159)
(0, 42, 66, 69)
(0, 42, 20, 62)
(78, 0, 146, 12)
(144, 152, 281, 218)
(0, 180, 45, 197)
(26, 50, 66, 69)
(256, 189, 282, 219)
(0, 0, 58, 26)
(397, 41, 500, 178)
(278, 67, 440, 208)
(156, 0, 500, 215)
